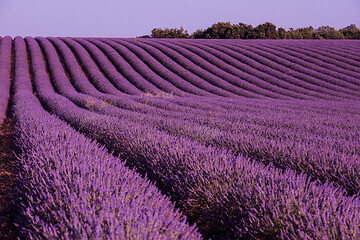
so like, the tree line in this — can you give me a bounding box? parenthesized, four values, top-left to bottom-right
(138, 22, 360, 39)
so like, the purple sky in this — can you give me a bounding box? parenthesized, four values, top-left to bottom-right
(0, 0, 359, 37)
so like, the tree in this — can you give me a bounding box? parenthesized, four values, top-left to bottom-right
(191, 29, 205, 39)
(201, 22, 236, 39)
(254, 22, 279, 39)
(191, 22, 255, 39)
(150, 27, 189, 38)
(235, 23, 255, 39)
(141, 22, 356, 39)
(286, 28, 303, 39)
(297, 27, 313, 39)
(340, 24, 360, 39)
(277, 27, 287, 39)
(316, 26, 344, 39)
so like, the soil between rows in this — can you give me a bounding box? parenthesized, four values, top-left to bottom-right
(0, 117, 17, 239)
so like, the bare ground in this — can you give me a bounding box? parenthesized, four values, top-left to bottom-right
(0, 117, 17, 239)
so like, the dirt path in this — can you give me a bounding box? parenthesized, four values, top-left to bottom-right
(0, 117, 17, 239)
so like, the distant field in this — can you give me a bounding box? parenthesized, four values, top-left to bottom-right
(0, 37, 359, 239)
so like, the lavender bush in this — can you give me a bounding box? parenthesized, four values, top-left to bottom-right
(0, 36, 12, 124)
(3, 35, 360, 239)
(13, 36, 201, 239)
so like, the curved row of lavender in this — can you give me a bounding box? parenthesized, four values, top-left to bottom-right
(1, 35, 359, 239)
(47, 36, 360, 195)
(41, 36, 360, 196)
(11, 36, 201, 239)
(0, 36, 11, 124)
(119, 38, 360, 99)
(20, 35, 360, 240)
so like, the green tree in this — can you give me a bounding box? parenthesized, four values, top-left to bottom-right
(277, 27, 287, 39)
(202, 22, 236, 39)
(286, 28, 303, 39)
(235, 23, 255, 39)
(191, 29, 205, 39)
(316, 26, 344, 39)
(254, 22, 279, 39)
(151, 27, 189, 38)
(141, 22, 358, 40)
(340, 24, 360, 39)
(297, 27, 313, 39)
(191, 22, 255, 39)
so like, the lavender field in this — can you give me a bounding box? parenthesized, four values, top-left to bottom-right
(0, 36, 360, 239)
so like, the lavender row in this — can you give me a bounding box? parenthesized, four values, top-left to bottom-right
(0, 36, 12, 124)
(321, 42, 360, 58)
(100, 38, 243, 98)
(280, 41, 360, 69)
(77, 38, 176, 96)
(36, 47, 360, 197)
(47, 72, 360, 196)
(89, 39, 195, 96)
(49, 37, 181, 114)
(131, 95, 360, 160)
(204, 40, 360, 99)
(150, 115, 360, 194)
(50, 37, 218, 117)
(60, 36, 188, 113)
(124, 97, 360, 193)
(163, 96, 360, 139)
(41, 35, 360, 195)
(45, 37, 315, 129)
(211, 39, 360, 92)
(85, 37, 258, 98)
(48, 37, 126, 97)
(222, 39, 360, 60)
(58, 37, 139, 96)
(186, 39, 359, 98)
(38, 37, 359, 147)
(112, 38, 278, 99)
(98, 38, 213, 97)
(64, 72, 358, 158)
(138, 38, 292, 99)
(179, 40, 354, 99)
(127, 93, 359, 143)
(112, 38, 265, 98)
(269, 42, 360, 77)
(72, 37, 157, 95)
(221, 39, 360, 70)
(151, 38, 360, 98)
(154, 39, 323, 99)
(282, 42, 360, 70)
(44, 39, 358, 147)
(70, 36, 209, 99)
(14, 36, 201, 239)
(71, 37, 359, 100)
(127, 98, 359, 158)
(120, 38, 272, 98)
(102, 99, 360, 195)
(27, 37, 360, 239)
(251, 43, 360, 89)
(39, 37, 195, 120)
(12, 94, 201, 239)
(30, 61, 355, 237)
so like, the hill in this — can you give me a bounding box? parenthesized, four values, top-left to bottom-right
(0, 37, 359, 239)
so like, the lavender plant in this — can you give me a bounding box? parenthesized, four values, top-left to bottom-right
(24, 36, 360, 239)
(6, 35, 360, 240)
(12, 36, 201, 239)
(0, 36, 12, 124)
